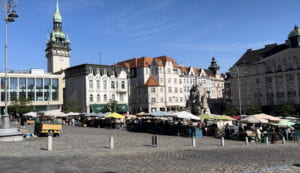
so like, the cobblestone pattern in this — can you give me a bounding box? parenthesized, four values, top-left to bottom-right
(0, 125, 299, 172)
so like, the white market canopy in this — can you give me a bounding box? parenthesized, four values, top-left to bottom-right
(38, 109, 66, 117)
(24, 111, 37, 117)
(241, 116, 269, 124)
(171, 111, 200, 120)
(64, 112, 81, 116)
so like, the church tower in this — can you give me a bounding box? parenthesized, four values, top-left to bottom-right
(208, 57, 220, 75)
(46, 0, 71, 74)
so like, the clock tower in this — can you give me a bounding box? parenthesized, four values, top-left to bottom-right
(45, 0, 71, 74)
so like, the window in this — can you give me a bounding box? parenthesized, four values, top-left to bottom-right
(151, 98, 156, 103)
(52, 79, 58, 101)
(89, 67, 93, 74)
(96, 80, 100, 89)
(160, 98, 163, 102)
(19, 78, 26, 99)
(111, 81, 115, 89)
(36, 78, 43, 101)
(151, 88, 155, 93)
(179, 79, 182, 84)
(168, 78, 171, 83)
(160, 78, 164, 83)
(168, 87, 172, 93)
(174, 78, 177, 84)
(180, 97, 183, 102)
(256, 79, 260, 84)
(121, 81, 125, 89)
(169, 97, 172, 102)
(103, 80, 107, 89)
(277, 65, 282, 71)
(168, 68, 171, 74)
(89, 80, 93, 89)
(160, 88, 164, 93)
(180, 88, 183, 93)
(104, 94, 107, 102)
(120, 94, 124, 102)
(175, 87, 178, 93)
(89, 94, 93, 102)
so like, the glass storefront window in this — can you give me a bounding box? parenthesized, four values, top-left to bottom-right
(27, 78, 35, 101)
(52, 79, 58, 101)
(36, 78, 43, 101)
(44, 78, 51, 101)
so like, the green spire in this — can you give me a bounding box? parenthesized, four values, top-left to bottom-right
(53, 0, 62, 23)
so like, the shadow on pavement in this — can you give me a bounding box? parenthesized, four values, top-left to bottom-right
(293, 164, 300, 167)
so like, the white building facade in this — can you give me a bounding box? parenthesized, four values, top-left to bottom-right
(65, 64, 129, 113)
(116, 56, 224, 113)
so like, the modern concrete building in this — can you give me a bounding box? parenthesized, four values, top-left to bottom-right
(116, 56, 224, 113)
(0, 69, 63, 113)
(227, 25, 300, 113)
(64, 64, 129, 113)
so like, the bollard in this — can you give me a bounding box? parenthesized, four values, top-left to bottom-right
(282, 136, 286, 144)
(221, 137, 224, 147)
(48, 135, 53, 151)
(192, 136, 196, 147)
(245, 137, 249, 146)
(152, 136, 157, 146)
(109, 136, 114, 149)
(266, 136, 269, 145)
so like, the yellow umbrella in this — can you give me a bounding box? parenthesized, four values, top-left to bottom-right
(105, 112, 125, 119)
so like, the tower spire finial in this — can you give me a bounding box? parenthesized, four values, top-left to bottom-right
(54, 0, 62, 23)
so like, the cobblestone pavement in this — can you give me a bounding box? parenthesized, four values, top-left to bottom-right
(0, 125, 299, 172)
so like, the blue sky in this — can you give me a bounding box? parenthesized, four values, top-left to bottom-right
(1, 0, 300, 73)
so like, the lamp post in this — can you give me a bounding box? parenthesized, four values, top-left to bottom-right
(2, 0, 18, 129)
(236, 67, 242, 118)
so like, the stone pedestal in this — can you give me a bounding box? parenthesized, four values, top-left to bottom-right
(0, 128, 24, 142)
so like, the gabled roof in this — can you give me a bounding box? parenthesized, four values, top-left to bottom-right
(234, 43, 288, 66)
(144, 76, 160, 87)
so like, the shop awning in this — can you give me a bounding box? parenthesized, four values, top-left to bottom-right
(116, 104, 129, 113)
(90, 104, 106, 113)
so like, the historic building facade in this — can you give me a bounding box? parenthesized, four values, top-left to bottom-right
(64, 64, 129, 113)
(227, 25, 300, 112)
(115, 56, 224, 113)
(45, 0, 71, 75)
(0, 69, 63, 113)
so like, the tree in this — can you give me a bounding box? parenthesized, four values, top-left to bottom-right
(271, 103, 295, 117)
(8, 97, 33, 116)
(245, 104, 261, 115)
(62, 100, 81, 113)
(221, 104, 239, 115)
(102, 100, 122, 113)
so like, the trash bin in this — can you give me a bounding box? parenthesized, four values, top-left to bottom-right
(194, 128, 203, 139)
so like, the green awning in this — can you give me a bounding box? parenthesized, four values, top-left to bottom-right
(116, 104, 129, 113)
(90, 104, 106, 113)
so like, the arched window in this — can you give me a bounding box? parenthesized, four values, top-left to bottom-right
(89, 94, 93, 102)
(104, 94, 107, 102)
(103, 80, 107, 89)
(121, 81, 125, 89)
(97, 94, 100, 102)
(96, 80, 100, 89)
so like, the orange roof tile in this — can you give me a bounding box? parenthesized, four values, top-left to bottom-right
(144, 76, 160, 86)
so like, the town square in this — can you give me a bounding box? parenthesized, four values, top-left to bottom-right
(0, 0, 300, 173)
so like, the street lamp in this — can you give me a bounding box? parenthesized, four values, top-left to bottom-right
(2, 0, 18, 129)
(235, 67, 242, 118)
